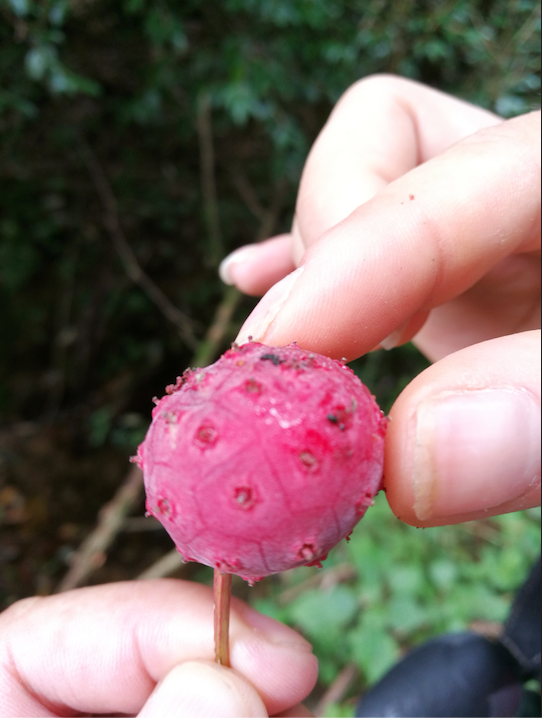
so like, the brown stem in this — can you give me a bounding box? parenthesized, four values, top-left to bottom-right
(214, 569, 232, 667)
(56, 465, 144, 592)
(314, 662, 358, 717)
(197, 91, 223, 267)
(79, 136, 197, 349)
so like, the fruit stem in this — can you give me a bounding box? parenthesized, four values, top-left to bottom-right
(213, 569, 232, 667)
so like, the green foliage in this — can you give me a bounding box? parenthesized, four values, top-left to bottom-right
(322, 703, 356, 718)
(254, 495, 541, 706)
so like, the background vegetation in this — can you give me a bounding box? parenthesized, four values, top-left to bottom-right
(0, 0, 540, 713)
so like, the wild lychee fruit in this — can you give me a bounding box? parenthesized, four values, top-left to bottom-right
(135, 342, 386, 583)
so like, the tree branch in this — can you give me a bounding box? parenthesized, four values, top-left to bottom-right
(79, 137, 198, 349)
(57, 465, 144, 592)
(314, 663, 359, 717)
(197, 92, 224, 266)
(231, 167, 267, 223)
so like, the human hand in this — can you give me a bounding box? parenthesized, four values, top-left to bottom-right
(0, 579, 317, 717)
(219, 75, 541, 527)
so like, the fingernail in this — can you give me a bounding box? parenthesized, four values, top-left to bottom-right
(412, 389, 541, 520)
(236, 266, 304, 345)
(380, 320, 410, 351)
(219, 246, 258, 285)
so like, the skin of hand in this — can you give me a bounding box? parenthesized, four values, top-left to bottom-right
(219, 75, 541, 527)
(0, 580, 317, 717)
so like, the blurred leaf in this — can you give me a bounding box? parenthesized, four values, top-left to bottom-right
(251, 597, 289, 623)
(349, 614, 400, 683)
(388, 564, 426, 598)
(7, 0, 28, 16)
(447, 584, 510, 624)
(429, 559, 458, 592)
(25, 45, 56, 81)
(387, 595, 429, 633)
(88, 407, 113, 448)
(288, 585, 358, 647)
(322, 702, 356, 717)
(49, 1, 68, 27)
(495, 94, 530, 117)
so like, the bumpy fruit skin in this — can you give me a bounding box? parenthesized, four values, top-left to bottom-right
(135, 342, 386, 583)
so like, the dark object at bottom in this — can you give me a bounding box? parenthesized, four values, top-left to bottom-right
(356, 632, 523, 717)
(356, 557, 541, 717)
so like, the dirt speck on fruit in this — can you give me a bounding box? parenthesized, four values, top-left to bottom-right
(156, 497, 173, 517)
(299, 451, 319, 471)
(196, 424, 218, 446)
(234, 486, 255, 509)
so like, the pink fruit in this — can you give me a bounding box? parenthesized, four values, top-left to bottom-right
(135, 342, 386, 583)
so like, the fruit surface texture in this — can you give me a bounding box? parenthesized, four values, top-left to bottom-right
(136, 342, 386, 582)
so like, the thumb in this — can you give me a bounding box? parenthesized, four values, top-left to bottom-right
(138, 660, 268, 718)
(385, 331, 541, 527)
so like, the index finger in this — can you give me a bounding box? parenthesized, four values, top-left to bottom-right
(291, 75, 502, 261)
(236, 109, 540, 360)
(0, 580, 317, 717)
(222, 76, 502, 296)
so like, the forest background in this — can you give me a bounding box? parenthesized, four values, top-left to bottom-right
(0, 1, 540, 714)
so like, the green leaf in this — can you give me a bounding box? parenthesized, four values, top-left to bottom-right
(448, 584, 510, 624)
(49, 1, 68, 26)
(251, 598, 288, 624)
(387, 595, 429, 633)
(388, 564, 426, 598)
(288, 585, 358, 645)
(322, 702, 356, 717)
(495, 95, 529, 117)
(349, 615, 400, 684)
(7, 0, 29, 16)
(87, 407, 113, 447)
(25, 45, 57, 81)
(429, 559, 458, 592)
